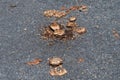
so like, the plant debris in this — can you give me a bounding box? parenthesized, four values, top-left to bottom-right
(49, 65, 67, 76)
(74, 27, 87, 34)
(48, 57, 63, 66)
(42, 16, 86, 41)
(26, 58, 42, 66)
(69, 16, 77, 22)
(112, 29, 120, 39)
(42, 5, 88, 41)
(78, 58, 85, 63)
(44, 10, 67, 18)
(66, 5, 88, 12)
(48, 57, 67, 76)
(50, 22, 61, 31)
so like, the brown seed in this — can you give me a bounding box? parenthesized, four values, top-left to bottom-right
(66, 22, 77, 28)
(26, 58, 42, 66)
(50, 22, 61, 31)
(79, 5, 88, 12)
(78, 58, 84, 63)
(112, 29, 120, 39)
(42, 27, 54, 39)
(48, 57, 63, 66)
(54, 29, 65, 36)
(54, 11, 67, 18)
(74, 27, 86, 34)
(69, 16, 76, 22)
(49, 65, 67, 76)
(43, 10, 55, 17)
(43, 10, 67, 18)
(69, 6, 79, 11)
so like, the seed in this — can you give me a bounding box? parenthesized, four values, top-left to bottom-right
(66, 22, 77, 28)
(54, 29, 65, 36)
(48, 57, 63, 66)
(43, 10, 67, 18)
(69, 16, 76, 22)
(74, 27, 86, 34)
(49, 65, 67, 76)
(79, 5, 88, 12)
(50, 22, 60, 31)
(78, 58, 84, 63)
(43, 10, 55, 17)
(26, 58, 42, 66)
(54, 11, 67, 18)
(112, 29, 120, 39)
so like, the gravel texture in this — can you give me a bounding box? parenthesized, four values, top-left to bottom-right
(0, 0, 120, 80)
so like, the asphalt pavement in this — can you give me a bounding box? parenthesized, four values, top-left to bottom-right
(0, 0, 120, 80)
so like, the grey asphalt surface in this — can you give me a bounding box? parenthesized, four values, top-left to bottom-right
(0, 0, 120, 80)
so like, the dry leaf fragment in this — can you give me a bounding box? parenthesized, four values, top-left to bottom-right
(48, 57, 63, 66)
(49, 65, 67, 76)
(26, 58, 42, 66)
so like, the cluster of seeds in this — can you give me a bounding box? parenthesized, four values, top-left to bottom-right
(26, 57, 85, 76)
(44, 10, 67, 18)
(42, 16, 86, 41)
(48, 57, 67, 76)
(42, 5, 88, 41)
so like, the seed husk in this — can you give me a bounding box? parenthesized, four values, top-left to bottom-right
(26, 58, 42, 66)
(43, 10, 67, 18)
(74, 27, 86, 34)
(69, 16, 76, 22)
(54, 29, 65, 36)
(50, 22, 61, 31)
(49, 65, 67, 76)
(66, 21, 77, 28)
(79, 5, 88, 12)
(48, 57, 63, 66)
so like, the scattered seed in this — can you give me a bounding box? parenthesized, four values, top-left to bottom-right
(66, 22, 77, 28)
(78, 58, 84, 63)
(42, 5, 88, 41)
(42, 27, 54, 39)
(26, 58, 42, 66)
(69, 6, 79, 11)
(50, 22, 61, 31)
(69, 16, 77, 22)
(112, 29, 120, 39)
(44, 10, 67, 18)
(54, 11, 67, 18)
(74, 27, 87, 34)
(79, 5, 88, 12)
(54, 29, 65, 36)
(43, 10, 55, 17)
(49, 65, 67, 76)
(48, 57, 63, 66)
